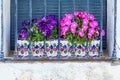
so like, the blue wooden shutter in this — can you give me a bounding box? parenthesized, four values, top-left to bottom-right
(10, 0, 107, 50)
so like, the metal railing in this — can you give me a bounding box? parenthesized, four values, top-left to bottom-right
(0, 0, 117, 61)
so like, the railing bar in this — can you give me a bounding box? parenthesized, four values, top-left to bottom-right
(0, 0, 4, 60)
(14, 0, 18, 59)
(28, 0, 33, 59)
(112, 0, 117, 59)
(43, 0, 47, 58)
(57, 0, 61, 59)
(71, 0, 75, 58)
(85, 0, 89, 58)
(99, 0, 103, 57)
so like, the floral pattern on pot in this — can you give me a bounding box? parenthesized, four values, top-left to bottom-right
(17, 39, 100, 58)
(17, 40, 29, 57)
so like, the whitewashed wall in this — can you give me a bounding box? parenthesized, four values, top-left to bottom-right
(107, 0, 120, 58)
(0, 1, 1, 53)
(116, 0, 120, 58)
(107, 0, 114, 57)
(3, 0, 10, 56)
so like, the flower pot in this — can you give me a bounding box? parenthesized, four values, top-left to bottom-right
(17, 40, 29, 57)
(17, 39, 100, 58)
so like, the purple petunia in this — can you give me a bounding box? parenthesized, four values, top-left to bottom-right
(22, 20, 30, 27)
(19, 28, 28, 39)
(32, 18, 37, 23)
(36, 15, 57, 37)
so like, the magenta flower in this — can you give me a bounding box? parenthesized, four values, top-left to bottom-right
(93, 21, 98, 27)
(96, 30, 99, 36)
(89, 28, 95, 34)
(74, 11, 80, 16)
(78, 30, 84, 37)
(61, 26, 69, 33)
(70, 28, 76, 34)
(60, 20, 66, 26)
(88, 14, 95, 21)
(82, 24, 88, 31)
(71, 22, 78, 29)
(81, 12, 87, 18)
(62, 18, 71, 26)
(65, 14, 73, 20)
(88, 33, 92, 39)
(83, 18, 88, 25)
(90, 21, 98, 28)
(102, 30, 105, 36)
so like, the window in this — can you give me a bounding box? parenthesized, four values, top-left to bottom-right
(10, 0, 107, 50)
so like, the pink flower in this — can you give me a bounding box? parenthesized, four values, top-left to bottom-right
(70, 28, 76, 34)
(102, 30, 105, 36)
(65, 14, 73, 20)
(61, 31, 66, 36)
(82, 24, 88, 31)
(74, 11, 80, 16)
(65, 20, 71, 26)
(78, 30, 84, 37)
(81, 12, 87, 18)
(60, 20, 66, 26)
(88, 33, 92, 39)
(90, 21, 98, 28)
(83, 18, 88, 25)
(93, 21, 98, 27)
(96, 30, 99, 36)
(89, 28, 95, 34)
(71, 22, 78, 28)
(61, 26, 69, 32)
(62, 18, 71, 26)
(88, 14, 95, 21)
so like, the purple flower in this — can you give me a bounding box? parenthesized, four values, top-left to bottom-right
(46, 29, 52, 37)
(47, 24, 54, 30)
(36, 15, 57, 37)
(22, 20, 30, 27)
(19, 28, 28, 39)
(32, 18, 37, 23)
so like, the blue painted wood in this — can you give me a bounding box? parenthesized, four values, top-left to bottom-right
(43, 0, 47, 58)
(57, 0, 61, 59)
(112, 0, 117, 59)
(0, 0, 4, 60)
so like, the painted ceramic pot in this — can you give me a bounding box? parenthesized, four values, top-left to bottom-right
(17, 39, 100, 58)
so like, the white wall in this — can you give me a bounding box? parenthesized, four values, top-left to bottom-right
(0, 0, 1, 53)
(107, 0, 114, 57)
(3, 0, 10, 56)
(116, 0, 120, 58)
(107, 0, 120, 58)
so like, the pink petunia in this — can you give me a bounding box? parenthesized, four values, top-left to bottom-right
(89, 28, 95, 34)
(71, 22, 78, 28)
(82, 24, 88, 31)
(70, 28, 76, 34)
(83, 18, 89, 25)
(102, 30, 105, 36)
(65, 14, 73, 20)
(78, 30, 84, 37)
(74, 11, 80, 16)
(88, 14, 95, 21)
(88, 33, 92, 39)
